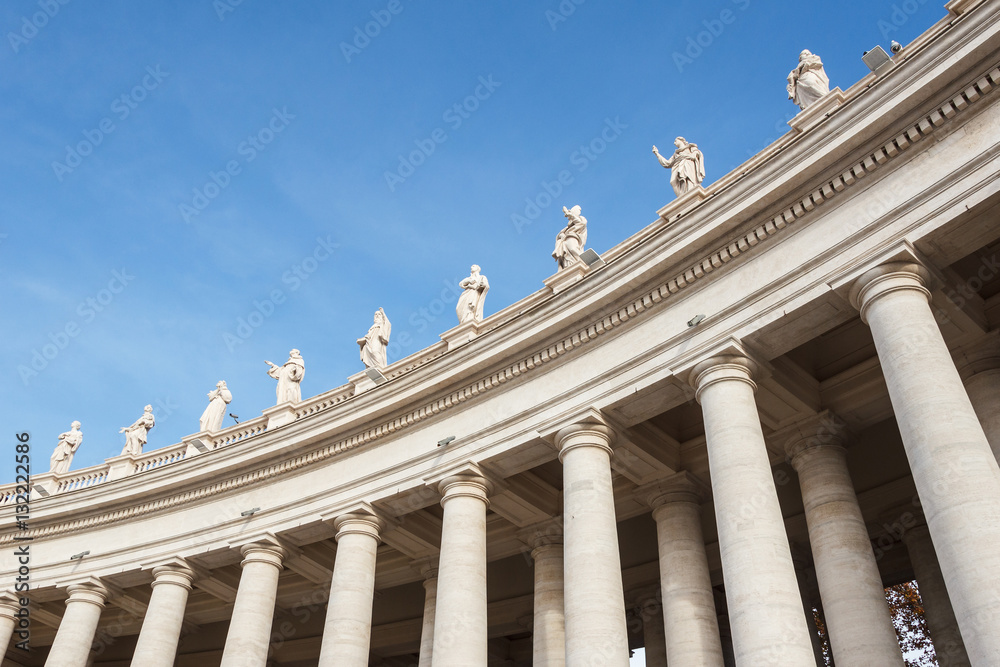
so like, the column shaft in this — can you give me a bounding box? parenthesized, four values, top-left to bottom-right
(641, 601, 668, 667)
(648, 481, 724, 667)
(432, 474, 491, 666)
(0, 597, 19, 655)
(692, 356, 815, 665)
(903, 526, 971, 667)
(130, 564, 194, 667)
(219, 542, 286, 667)
(852, 263, 1000, 664)
(44, 583, 108, 667)
(417, 572, 438, 667)
(318, 514, 383, 667)
(789, 434, 904, 666)
(531, 542, 565, 667)
(963, 369, 1000, 462)
(558, 423, 630, 666)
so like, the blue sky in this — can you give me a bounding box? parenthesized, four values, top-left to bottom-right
(1, 0, 946, 481)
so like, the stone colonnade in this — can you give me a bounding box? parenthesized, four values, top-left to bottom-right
(31, 260, 1000, 665)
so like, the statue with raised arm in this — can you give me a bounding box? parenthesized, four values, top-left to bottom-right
(266, 350, 305, 404)
(553, 205, 588, 271)
(456, 265, 490, 324)
(199, 380, 233, 432)
(652, 138, 705, 197)
(787, 49, 830, 110)
(50, 421, 83, 474)
(120, 405, 155, 457)
(358, 308, 391, 370)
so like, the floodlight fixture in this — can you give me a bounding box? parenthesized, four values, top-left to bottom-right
(437, 436, 456, 447)
(365, 368, 388, 385)
(687, 314, 706, 328)
(241, 507, 260, 517)
(70, 551, 90, 561)
(862, 46, 892, 73)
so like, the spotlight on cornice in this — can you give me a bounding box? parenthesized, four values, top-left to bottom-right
(70, 551, 90, 561)
(365, 368, 388, 385)
(580, 249, 605, 268)
(862, 45, 892, 73)
(687, 314, 706, 328)
(437, 436, 456, 447)
(241, 508, 260, 517)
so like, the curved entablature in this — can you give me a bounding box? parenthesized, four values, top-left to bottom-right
(6, 6, 1000, 545)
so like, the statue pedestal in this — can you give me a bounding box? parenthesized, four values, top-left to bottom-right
(349, 369, 378, 395)
(31, 471, 59, 497)
(106, 453, 139, 481)
(544, 262, 591, 295)
(656, 185, 708, 225)
(440, 320, 485, 351)
(263, 402, 298, 430)
(788, 87, 847, 133)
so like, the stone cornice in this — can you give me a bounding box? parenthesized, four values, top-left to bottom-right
(4, 18, 1000, 546)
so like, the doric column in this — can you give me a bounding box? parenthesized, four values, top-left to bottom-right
(556, 422, 630, 666)
(639, 598, 668, 667)
(130, 561, 195, 666)
(0, 593, 21, 654)
(902, 526, 971, 667)
(431, 473, 492, 666)
(526, 524, 565, 667)
(643, 472, 724, 666)
(851, 262, 1000, 664)
(784, 414, 904, 666)
(45, 580, 109, 667)
(689, 355, 815, 665)
(416, 559, 438, 667)
(318, 512, 384, 667)
(953, 332, 1000, 463)
(219, 541, 286, 667)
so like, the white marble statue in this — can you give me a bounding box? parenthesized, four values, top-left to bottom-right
(787, 49, 830, 110)
(266, 350, 305, 404)
(653, 138, 705, 197)
(457, 265, 490, 324)
(49, 421, 83, 474)
(199, 380, 233, 432)
(358, 308, 391, 370)
(120, 405, 155, 457)
(553, 205, 589, 271)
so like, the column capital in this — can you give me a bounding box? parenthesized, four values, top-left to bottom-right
(518, 517, 564, 552)
(777, 411, 850, 468)
(555, 422, 615, 462)
(151, 559, 196, 591)
(0, 591, 20, 620)
(848, 262, 931, 323)
(333, 512, 385, 542)
(636, 471, 707, 509)
(689, 354, 759, 403)
(411, 555, 439, 581)
(239, 541, 287, 569)
(438, 473, 493, 507)
(64, 580, 110, 608)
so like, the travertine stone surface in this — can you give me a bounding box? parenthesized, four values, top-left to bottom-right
(785, 416, 904, 667)
(431, 474, 491, 666)
(646, 474, 724, 667)
(219, 542, 286, 667)
(44, 581, 109, 667)
(417, 562, 438, 667)
(903, 526, 971, 667)
(530, 537, 565, 667)
(318, 513, 384, 667)
(691, 355, 815, 665)
(954, 333, 1000, 463)
(851, 262, 1000, 664)
(641, 600, 668, 667)
(130, 561, 195, 667)
(557, 422, 630, 667)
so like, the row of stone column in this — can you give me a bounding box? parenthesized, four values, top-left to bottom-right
(15, 260, 1000, 665)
